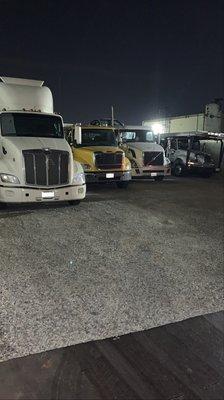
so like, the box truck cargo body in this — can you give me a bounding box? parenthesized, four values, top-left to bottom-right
(0, 77, 86, 205)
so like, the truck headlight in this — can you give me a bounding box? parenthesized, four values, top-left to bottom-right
(72, 172, 85, 185)
(0, 174, 20, 184)
(188, 156, 201, 165)
(125, 161, 131, 171)
(188, 160, 196, 166)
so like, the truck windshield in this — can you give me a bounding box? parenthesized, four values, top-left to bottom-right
(78, 129, 117, 147)
(121, 130, 154, 143)
(0, 113, 64, 138)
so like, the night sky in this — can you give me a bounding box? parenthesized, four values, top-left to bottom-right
(0, 0, 223, 124)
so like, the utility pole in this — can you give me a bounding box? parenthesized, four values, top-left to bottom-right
(111, 105, 114, 127)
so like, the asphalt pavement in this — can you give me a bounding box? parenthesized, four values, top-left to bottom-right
(0, 176, 223, 361)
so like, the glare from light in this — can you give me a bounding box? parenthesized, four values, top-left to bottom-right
(151, 123, 164, 134)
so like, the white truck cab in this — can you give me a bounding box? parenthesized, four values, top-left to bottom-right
(118, 125, 171, 181)
(0, 77, 86, 206)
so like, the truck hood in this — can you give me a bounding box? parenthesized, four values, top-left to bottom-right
(77, 146, 123, 153)
(1, 137, 70, 152)
(126, 142, 164, 152)
(73, 145, 130, 171)
(0, 136, 73, 185)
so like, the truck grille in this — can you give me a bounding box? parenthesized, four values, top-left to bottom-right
(23, 149, 69, 186)
(144, 151, 164, 166)
(94, 151, 123, 169)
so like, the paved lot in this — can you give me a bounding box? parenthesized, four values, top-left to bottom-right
(0, 176, 223, 361)
(1, 311, 223, 400)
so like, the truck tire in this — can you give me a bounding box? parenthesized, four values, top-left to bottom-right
(154, 176, 164, 182)
(0, 202, 7, 209)
(173, 161, 185, 176)
(116, 181, 129, 189)
(68, 200, 81, 206)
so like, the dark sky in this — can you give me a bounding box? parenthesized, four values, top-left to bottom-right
(0, 0, 223, 123)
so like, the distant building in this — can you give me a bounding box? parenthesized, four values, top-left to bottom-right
(142, 100, 224, 171)
(142, 100, 224, 134)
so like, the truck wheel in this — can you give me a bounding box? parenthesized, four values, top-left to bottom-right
(0, 202, 7, 209)
(116, 181, 129, 189)
(154, 176, 164, 182)
(173, 162, 185, 176)
(68, 200, 81, 206)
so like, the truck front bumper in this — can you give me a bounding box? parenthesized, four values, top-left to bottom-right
(187, 162, 215, 174)
(0, 184, 86, 204)
(85, 170, 132, 183)
(132, 165, 171, 178)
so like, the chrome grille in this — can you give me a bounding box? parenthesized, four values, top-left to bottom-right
(95, 152, 123, 169)
(23, 149, 69, 186)
(144, 151, 164, 166)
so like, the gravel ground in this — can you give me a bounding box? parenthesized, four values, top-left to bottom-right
(0, 176, 223, 362)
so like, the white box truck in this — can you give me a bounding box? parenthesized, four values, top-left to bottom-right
(0, 77, 86, 207)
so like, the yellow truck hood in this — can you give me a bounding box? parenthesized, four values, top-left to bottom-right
(76, 146, 121, 153)
(72, 146, 130, 171)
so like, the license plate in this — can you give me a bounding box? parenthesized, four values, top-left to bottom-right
(106, 173, 114, 178)
(42, 191, 55, 199)
(151, 172, 157, 177)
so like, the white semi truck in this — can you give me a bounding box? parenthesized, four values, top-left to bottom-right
(0, 77, 86, 207)
(118, 125, 171, 181)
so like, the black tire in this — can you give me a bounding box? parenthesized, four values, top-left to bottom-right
(68, 200, 81, 206)
(173, 161, 185, 176)
(154, 176, 164, 182)
(116, 181, 129, 189)
(0, 202, 7, 209)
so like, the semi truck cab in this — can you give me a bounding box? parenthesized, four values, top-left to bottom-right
(0, 77, 86, 206)
(64, 124, 132, 188)
(118, 126, 171, 181)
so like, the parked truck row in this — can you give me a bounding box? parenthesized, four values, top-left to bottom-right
(0, 77, 222, 208)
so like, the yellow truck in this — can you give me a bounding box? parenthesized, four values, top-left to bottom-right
(64, 124, 131, 188)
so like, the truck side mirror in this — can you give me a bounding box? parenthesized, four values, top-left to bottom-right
(74, 125, 82, 145)
(66, 131, 73, 146)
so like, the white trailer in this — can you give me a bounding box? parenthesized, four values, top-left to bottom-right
(0, 77, 86, 206)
